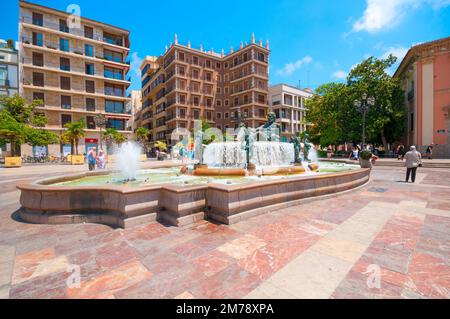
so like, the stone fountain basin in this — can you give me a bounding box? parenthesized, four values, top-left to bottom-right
(16, 167, 370, 229)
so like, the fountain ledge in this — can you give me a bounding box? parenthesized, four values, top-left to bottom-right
(16, 168, 371, 228)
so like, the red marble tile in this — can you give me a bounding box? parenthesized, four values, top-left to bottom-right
(251, 220, 292, 243)
(123, 223, 171, 242)
(405, 251, 450, 299)
(141, 251, 186, 274)
(67, 260, 151, 299)
(95, 241, 140, 269)
(192, 250, 235, 277)
(190, 264, 261, 299)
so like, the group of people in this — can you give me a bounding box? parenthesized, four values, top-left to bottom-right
(395, 144, 433, 160)
(87, 147, 106, 171)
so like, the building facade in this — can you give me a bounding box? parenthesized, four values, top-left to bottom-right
(0, 39, 19, 98)
(394, 36, 450, 158)
(269, 84, 314, 141)
(138, 34, 270, 146)
(127, 90, 142, 132)
(18, 0, 132, 157)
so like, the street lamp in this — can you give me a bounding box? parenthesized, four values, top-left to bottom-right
(354, 94, 375, 149)
(94, 113, 107, 150)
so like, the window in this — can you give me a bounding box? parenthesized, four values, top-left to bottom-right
(61, 114, 72, 127)
(32, 52, 43, 67)
(216, 62, 221, 69)
(104, 83, 123, 97)
(103, 49, 123, 63)
(216, 100, 222, 107)
(32, 32, 43, 46)
(206, 98, 212, 107)
(84, 26, 94, 39)
(192, 69, 199, 79)
(32, 12, 43, 26)
(105, 100, 124, 113)
(224, 62, 228, 68)
(216, 87, 221, 94)
(33, 92, 44, 106)
(224, 100, 229, 106)
(216, 112, 222, 119)
(106, 118, 125, 130)
(85, 44, 94, 57)
(205, 60, 211, 68)
(61, 95, 71, 109)
(192, 56, 199, 65)
(32, 72, 44, 87)
(59, 19, 69, 33)
(178, 52, 185, 62)
(59, 38, 69, 52)
(86, 116, 96, 129)
(85, 63, 94, 75)
(60, 57, 70, 71)
(85, 80, 95, 93)
(224, 112, 229, 119)
(205, 72, 212, 82)
(193, 96, 200, 106)
(257, 52, 265, 62)
(104, 67, 123, 80)
(103, 33, 122, 46)
(193, 110, 199, 119)
(60, 76, 71, 90)
(86, 98, 95, 111)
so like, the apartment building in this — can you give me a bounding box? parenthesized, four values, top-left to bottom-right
(127, 90, 142, 132)
(269, 84, 314, 141)
(0, 39, 19, 98)
(394, 36, 450, 158)
(18, 0, 131, 157)
(139, 34, 270, 146)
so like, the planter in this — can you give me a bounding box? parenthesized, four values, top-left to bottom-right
(71, 155, 84, 165)
(359, 158, 372, 169)
(5, 157, 22, 168)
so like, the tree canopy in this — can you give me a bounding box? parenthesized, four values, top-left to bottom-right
(305, 55, 406, 149)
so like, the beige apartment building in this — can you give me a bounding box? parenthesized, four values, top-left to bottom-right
(18, 0, 131, 157)
(138, 34, 270, 146)
(269, 84, 314, 141)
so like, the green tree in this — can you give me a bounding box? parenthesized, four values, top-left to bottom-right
(0, 110, 25, 157)
(305, 55, 406, 149)
(135, 127, 149, 153)
(347, 55, 406, 149)
(62, 118, 86, 155)
(113, 131, 127, 146)
(102, 128, 118, 152)
(0, 94, 57, 156)
(155, 140, 167, 152)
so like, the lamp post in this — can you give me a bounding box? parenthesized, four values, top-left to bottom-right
(354, 93, 375, 149)
(94, 113, 107, 151)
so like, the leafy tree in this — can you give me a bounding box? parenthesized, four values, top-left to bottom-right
(102, 128, 118, 152)
(305, 55, 406, 149)
(113, 131, 127, 146)
(63, 118, 86, 155)
(135, 127, 149, 153)
(0, 94, 57, 156)
(155, 140, 167, 152)
(0, 110, 25, 157)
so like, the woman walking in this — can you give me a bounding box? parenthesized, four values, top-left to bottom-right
(404, 146, 422, 183)
(97, 149, 106, 169)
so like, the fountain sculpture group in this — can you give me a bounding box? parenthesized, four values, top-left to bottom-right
(16, 114, 371, 229)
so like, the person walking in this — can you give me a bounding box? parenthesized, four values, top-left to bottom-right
(404, 146, 422, 183)
(425, 145, 433, 160)
(87, 147, 97, 171)
(397, 145, 405, 161)
(96, 149, 106, 169)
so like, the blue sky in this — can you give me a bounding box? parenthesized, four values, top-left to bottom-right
(2, 0, 449, 91)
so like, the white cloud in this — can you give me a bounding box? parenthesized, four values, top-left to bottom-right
(332, 70, 347, 80)
(276, 56, 313, 76)
(352, 0, 450, 33)
(130, 52, 143, 78)
(381, 46, 408, 61)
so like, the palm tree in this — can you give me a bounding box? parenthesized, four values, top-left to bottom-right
(113, 131, 127, 146)
(102, 128, 118, 153)
(63, 118, 86, 155)
(135, 127, 149, 153)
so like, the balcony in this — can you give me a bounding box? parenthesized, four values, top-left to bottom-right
(21, 37, 130, 67)
(21, 16, 129, 50)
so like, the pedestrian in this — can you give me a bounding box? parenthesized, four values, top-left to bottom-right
(398, 145, 404, 161)
(404, 145, 422, 183)
(96, 149, 106, 169)
(425, 145, 433, 160)
(87, 147, 97, 171)
(327, 146, 333, 159)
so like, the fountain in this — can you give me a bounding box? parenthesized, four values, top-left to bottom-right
(16, 116, 371, 229)
(113, 141, 142, 181)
